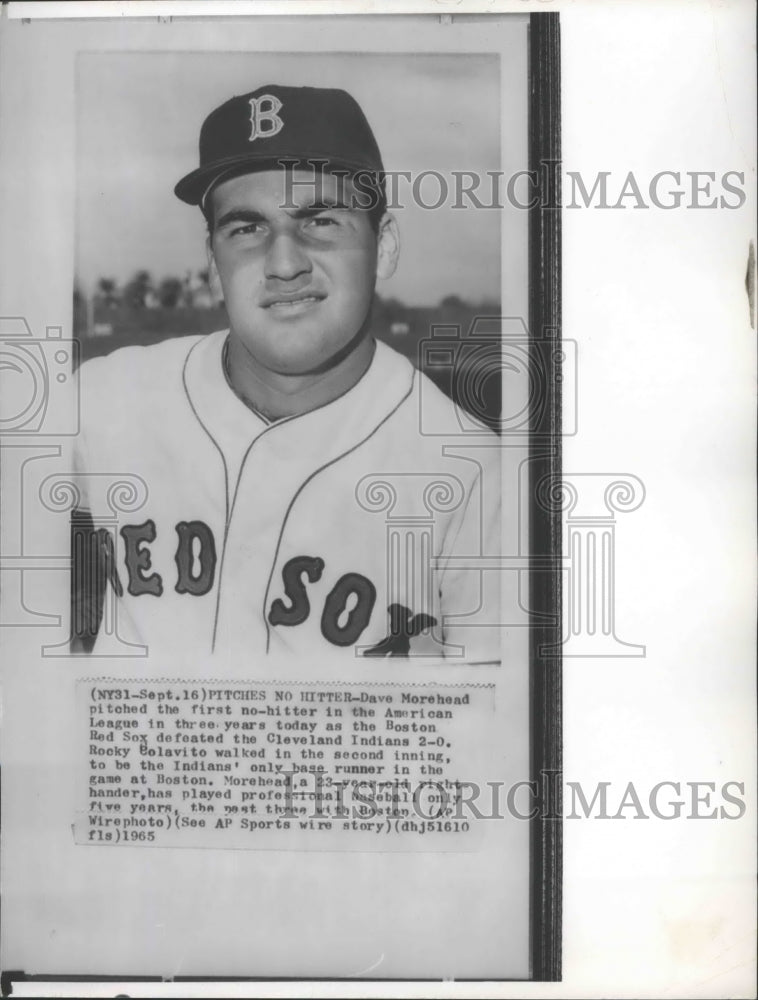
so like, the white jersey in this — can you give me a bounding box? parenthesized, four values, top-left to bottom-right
(73, 331, 501, 662)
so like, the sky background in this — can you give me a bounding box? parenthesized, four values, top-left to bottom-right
(76, 51, 505, 307)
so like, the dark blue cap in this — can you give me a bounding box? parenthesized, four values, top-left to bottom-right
(175, 84, 385, 206)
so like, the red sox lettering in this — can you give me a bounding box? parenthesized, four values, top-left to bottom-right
(84, 518, 438, 655)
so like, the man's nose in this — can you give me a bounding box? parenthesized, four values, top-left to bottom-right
(264, 230, 312, 282)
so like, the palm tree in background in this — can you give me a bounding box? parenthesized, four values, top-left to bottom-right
(158, 276, 183, 309)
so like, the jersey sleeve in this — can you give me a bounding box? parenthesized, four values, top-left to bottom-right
(69, 359, 106, 653)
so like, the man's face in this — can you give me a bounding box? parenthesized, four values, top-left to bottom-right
(207, 168, 395, 376)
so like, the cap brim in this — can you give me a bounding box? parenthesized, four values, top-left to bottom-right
(174, 152, 382, 206)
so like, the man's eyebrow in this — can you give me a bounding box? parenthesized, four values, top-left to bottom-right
(214, 202, 352, 230)
(215, 208, 267, 229)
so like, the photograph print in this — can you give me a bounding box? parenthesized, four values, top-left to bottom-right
(72, 50, 510, 666)
(0, 12, 560, 989)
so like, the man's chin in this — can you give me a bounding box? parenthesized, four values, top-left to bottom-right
(266, 353, 347, 377)
(266, 338, 372, 378)
(231, 316, 373, 378)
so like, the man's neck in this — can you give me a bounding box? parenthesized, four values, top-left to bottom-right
(224, 332, 376, 422)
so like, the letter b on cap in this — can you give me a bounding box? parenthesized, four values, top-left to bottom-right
(249, 94, 284, 142)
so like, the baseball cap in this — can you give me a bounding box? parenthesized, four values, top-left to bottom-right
(174, 84, 385, 207)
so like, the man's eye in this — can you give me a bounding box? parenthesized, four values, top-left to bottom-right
(230, 223, 263, 236)
(308, 215, 339, 227)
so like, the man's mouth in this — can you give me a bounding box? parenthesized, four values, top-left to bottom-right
(261, 292, 326, 313)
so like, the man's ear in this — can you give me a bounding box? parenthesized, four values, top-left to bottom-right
(376, 213, 400, 281)
(206, 236, 224, 302)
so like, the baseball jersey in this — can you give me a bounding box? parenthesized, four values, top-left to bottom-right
(72, 331, 502, 662)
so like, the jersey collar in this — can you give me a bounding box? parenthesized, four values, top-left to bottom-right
(183, 328, 415, 470)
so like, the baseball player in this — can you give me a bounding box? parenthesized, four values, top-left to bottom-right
(72, 84, 502, 661)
